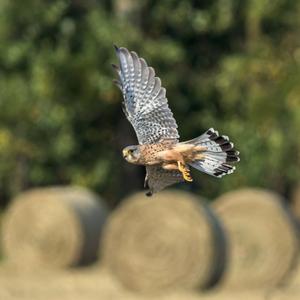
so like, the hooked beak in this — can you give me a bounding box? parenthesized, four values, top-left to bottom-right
(122, 149, 129, 158)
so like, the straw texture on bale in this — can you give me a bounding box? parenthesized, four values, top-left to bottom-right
(213, 188, 299, 290)
(102, 190, 226, 293)
(1, 186, 108, 269)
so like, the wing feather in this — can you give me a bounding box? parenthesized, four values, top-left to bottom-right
(145, 166, 184, 195)
(114, 46, 179, 144)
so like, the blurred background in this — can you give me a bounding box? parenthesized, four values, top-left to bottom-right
(1, 0, 300, 299)
(0, 0, 300, 209)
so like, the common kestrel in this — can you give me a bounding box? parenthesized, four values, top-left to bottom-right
(113, 46, 240, 196)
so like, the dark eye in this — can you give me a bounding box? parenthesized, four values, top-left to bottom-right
(130, 149, 137, 155)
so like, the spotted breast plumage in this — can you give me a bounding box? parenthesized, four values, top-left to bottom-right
(113, 45, 240, 196)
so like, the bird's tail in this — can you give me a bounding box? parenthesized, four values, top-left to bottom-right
(182, 128, 240, 178)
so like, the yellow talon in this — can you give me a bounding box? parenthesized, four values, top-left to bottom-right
(183, 172, 193, 182)
(177, 161, 193, 182)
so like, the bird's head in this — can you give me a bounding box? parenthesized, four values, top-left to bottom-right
(122, 145, 141, 164)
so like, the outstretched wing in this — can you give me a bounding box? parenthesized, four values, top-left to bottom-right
(113, 46, 179, 145)
(145, 166, 184, 195)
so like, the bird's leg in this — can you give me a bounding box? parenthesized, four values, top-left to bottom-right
(177, 161, 193, 182)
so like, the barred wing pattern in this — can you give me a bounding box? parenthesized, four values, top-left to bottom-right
(146, 166, 184, 195)
(113, 46, 179, 144)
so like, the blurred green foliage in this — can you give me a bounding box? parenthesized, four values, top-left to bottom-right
(0, 0, 299, 206)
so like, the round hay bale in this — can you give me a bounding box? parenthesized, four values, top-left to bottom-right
(1, 186, 108, 269)
(213, 188, 299, 290)
(102, 190, 226, 293)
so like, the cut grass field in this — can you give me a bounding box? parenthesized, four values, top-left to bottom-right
(0, 264, 300, 300)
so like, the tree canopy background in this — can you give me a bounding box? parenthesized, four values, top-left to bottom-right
(0, 0, 299, 207)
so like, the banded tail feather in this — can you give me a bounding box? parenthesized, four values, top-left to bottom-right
(185, 128, 240, 178)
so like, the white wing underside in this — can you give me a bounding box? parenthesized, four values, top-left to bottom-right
(113, 46, 179, 145)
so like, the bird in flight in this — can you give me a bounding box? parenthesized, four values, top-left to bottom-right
(113, 46, 239, 196)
